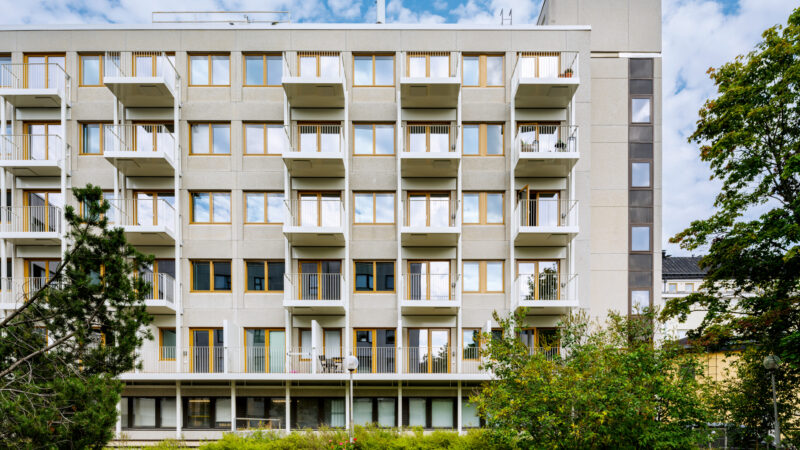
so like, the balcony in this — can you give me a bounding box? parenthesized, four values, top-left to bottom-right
(283, 273, 345, 313)
(513, 273, 579, 313)
(400, 196, 460, 246)
(282, 52, 346, 108)
(400, 273, 460, 314)
(0, 277, 65, 311)
(400, 124, 460, 177)
(108, 198, 176, 246)
(282, 124, 345, 177)
(514, 198, 579, 246)
(104, 124, 176, 176)
(400, 52, 460, 108)
(0, 62, 70, 107)
(0, 134, 69, 176)
(0, 206, 62, 244)
(511, 52, 579, 108)
(140, 272, 176, 313)
(282, 197, 345, 247)
(514, 125, 579, 177)
(103, 52, 178, 107)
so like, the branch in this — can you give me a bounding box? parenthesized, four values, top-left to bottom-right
(0, 330, 76, 380)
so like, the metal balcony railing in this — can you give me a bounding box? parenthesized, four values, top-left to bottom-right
(516, 273, 578, 302)
(105, 124, 176, 162)
(283, 51, 345, 80)
(354, 346, 397, 374)
(516, 125, 578, 154)
(0, 276, 65, 305)
(403, 124, 457, 154)
(511, 51, 578, 89)
(404, 52, 460, 78)
(103, 51, 178, 94)
(0, 134, 64, 162)
(285, 346, 344, 374)
(285, 198, 344, 228)
(107, 198, 176, 234)
(528, 346, 560, 360)
(0, 62, 70, 97)
(139, 272, 176, 303)
(287, 124, 343, 154)
(0, 206, 62, 234)
(405, 196, 457, 227)
(402, 346, 453, 374)
(190, 346, 225, 373)
(237, 347, 288, 374)
(516, 199, 578, 228)
(402, 273, 457, 301)
(284, 273, 344, 302)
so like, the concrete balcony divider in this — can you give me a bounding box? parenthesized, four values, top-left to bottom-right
(0, 62, 70, 107)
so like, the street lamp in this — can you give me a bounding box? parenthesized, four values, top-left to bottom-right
(763, 355, 781, 448)
(344, 355, 359, 444)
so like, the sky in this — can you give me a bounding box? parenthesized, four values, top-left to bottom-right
(0, 0, 797, 256)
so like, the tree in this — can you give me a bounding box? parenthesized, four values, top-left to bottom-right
(471, 309, 715, 449)
(661, 7, 800, 445)
(0, 185, 153, 448)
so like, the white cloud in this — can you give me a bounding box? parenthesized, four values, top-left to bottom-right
(450, 0, 542, 24)
(328, 0, 362, 19)
(386, 0, 446, 24)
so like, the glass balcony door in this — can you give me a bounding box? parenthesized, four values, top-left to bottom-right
(407, 193, 450, 227)
(407, 328, 450, 373)
(518, 260, 560, 301)
(299, 260, 341, 301)
(135, 192, 175, 227)
(518, 123, 560, 153)
(23, 123, 62, 161)
(192, 328, 224, 373)
(518, 186, 560, 227)
(299, 193, 340, 227)
(24, 258, 59, 295)
(354, 329, 396, 374)
(24, 54, 65, 89)
(24, 191, 63, 232)
(407, 261, 450, 301)
(245, 329, 285, 373)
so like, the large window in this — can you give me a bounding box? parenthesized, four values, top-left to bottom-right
(23, 54, 65, 89)
(191, 192, 231, 224)
(79, 53, 103, 87)
(354, 192, 394, 224)
(352, 397, 397, 427)
(23, 123, 62, 161)
(407, 193, 452, 227)
(462, 192, 503, 224)
(244, 123, 287, 155)
(463, 328, 481, 360)
(235, 397, 286, 430)
(353, 123, 394, 155)
(190, 329, 225, 373)
(159, 328, 176, 361)
(353, 54, 394, 86)
(243, 53, 282, 86)
(298, 123, 341, 153)
(190, 123, 230, 154)
(406, 52, 449, 77)
(298, 260, 342, 301)
(517, 188, 561, 227)
(120, 397, 176, 429)
(24, 190, 63, 232)
(462, 124, 503, 155)
(403, 398, 456, 428)
(407, 123, 451, 153)
(0, 55, 10, 88)
(298, 52, 340, 77)
(463, 54, 503, 87)
(354, 261, 395, 293)
(291, 398, 345, 429)
(298, 192, 342, 227)
(517, 260, 560, 301)
(189, 54, 230, 86)
(191, 260, 232, 292)
(80, 122, 112, 155)
(245, 260, 285, 292)
(140, 258, 176, 303)
(407, 329, 451, 373)
(244, 329, 286, 374)
(462, 261, 504, 293)
(406, 261, 451, 301)
(244, 192, 284, 224)
(183, 397, 230, 428)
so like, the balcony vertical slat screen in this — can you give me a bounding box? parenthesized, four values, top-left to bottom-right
(517, 51, 578, 79)
(517, 199, 578, 227)
(191, 346, 225, 373)
(405, 195, 456, 227)
(286, 51, 344, 79)
(404, 124, 454, 153)
(139, 272, 175, 304)
(107, 198, 176, 235)
(403, 346, 452, 374)
(285, 273, 343, 302)
(0, 63, 69, 98)
(529, 347, 560, 360)
(103, 51, 178, 94)
(294, 124, 342, 154)
(355, 346, 397, 374)
(106, 124, 175, 162)
(517, 125, 578, 153)
(286, 197, 343, 227)
(0, 134, 63, 162)
(405, 52, 455, 78)
(0, 206, 62, 233)
(403, 273, 453, 301)
(516, 273, 578, 302)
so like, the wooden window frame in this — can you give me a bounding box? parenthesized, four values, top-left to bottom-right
(353, 260, 396, 293)
(242, 53, 281, 87)
(23, 53, 65, 89)
(353, 192, 395, 225)
(405, 328, 451, 374)
(189, 328, 224, 373)
(297, 122, 341, 153)
(406, 192, 452, 227)
(133, 191, 173, 226)
(188, 53, 231, 87)
(297, 192, 341, 227)
(297, 260, 342, 301)
(352, 123, 396, 156)
(243, 191, 284, 225)
(462, 328, 481, 360)
(131, 121, 173, 153)
(131, 52, 175, 77)
(189, 122, 230, 155)
(244, 260, 285, 293)
(297, 52, 340, 77)
(298, 327, 342, 361)
(352, 328, 397, 374)
(158, 328, 176, 361)
(461, 123, 504, 156)
(462, 54, 504, 87)
(22, 190, 62, 233)
(190, 191, 231, 224)
(405, 52, 450, 77)
(79, 122, 112, 155)
(516, 260, 561, 300)
(517, 188, 561, 227)
(406, 260, 451, 301)
(79, 53, 104, 87)
(243, 328, 284, 373)
(243, 122, 284, 155)
(190, 260, 232, 293)
(352, 53, 395, 87)
(462, 191, 504, 225)
(22, 122, 60, 160)
(462, 260, 505, 293)
(406, 123, 452, 154)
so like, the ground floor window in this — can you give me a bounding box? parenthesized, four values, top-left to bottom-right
(352, 397, 397, 427)
(120, 397, 176, 429)
(403, 397, 458, 429)
(291, 398, 345, 429)
(183, 397, 231, 429)
(235, 397, 286, 430)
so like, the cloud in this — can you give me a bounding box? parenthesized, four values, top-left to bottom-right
(328, 0, 362, 19)
(386, 0, 446, 24)
(449, 0, 542, 24)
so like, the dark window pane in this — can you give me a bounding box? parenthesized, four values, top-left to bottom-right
(629, 79, 653, 95)
(267, 262, 284, 291)
(186, 397, 211, 428)
(629, 58, 653, 79)
(247, 262, 265, 291)
(376, 262, 394, 291)
(355, 262, 373, 291)
(214, 262, 231, 291)
(193, 262, 210, 291)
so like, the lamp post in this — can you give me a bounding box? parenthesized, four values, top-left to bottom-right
(763, 355, 781, 448)
(344, 355, 359, 444)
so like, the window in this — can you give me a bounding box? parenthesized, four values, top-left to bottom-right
(667, 282, 678, 293)
(685, 283, 695, 292)
(517, 261, 560, 301)
(190, 123, 230, 154)
(462, 124, 503, 155)
(631, 97, 652, 123)
(462, 192, 503, 224)
(353, 192, 394, 224)
(519, 328, 560, 351)
(350, 397, 397, 427)
(133, 192, 175, 227)
(631, 290, 650, 312)
(517, 189, 561, 227)
(354, 261, 395, 293)
(291, 398, 346, 429)
(191, 192, 231, 223)
(80, 123, 112, 155)
(79, 54, 103, 86)
(244, 192, 284, 224)
(463, 261, 504, 293)
(407, 123, 451, 153)
(245, 261, 285, 292)
(353, 123, 394, 155)
(183, 397, 230, 428)
(159, 328, 176, 361)
(463, 54, 503, 87)
(23, 191, 63, 232)
(631, 161, 651, 187)
(191, 260, 232, 292)
(298, 260, 342, 300)
(463, 328, 481, 360)
(298, 192, 342, 227)
(131, 52, 173, 77)
(353, 329, 396, 373)
(120, 397, 176, 429)
(190, 329, 225, 373)
(243, 53, 282, 86)
(407, 193, 452, 227)
(462, 400, 481, 428)
(631, 226, 651, 251)
(298, 52, 340, 77)
(189, 53, 230, 86)
(406, 52, 450, 77)
(243, 123, 287, 155)
(353, 54, 394, 86)
(406, 261, 451, 301)
(23, 54, 65, 89)
(244, 329, 286, 373)
(0, 55, 10, 88)
(406, 329, 451, 373)
(236, 397, 286, 429)
(22, 123, 62, 161)
(301, 328, 342, 358)
(298, 123, 341, 153)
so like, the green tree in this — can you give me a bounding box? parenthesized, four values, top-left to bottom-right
(662, 7, 800, 445)
(471, 309, 715, 449)
(0, 185, 153, 448)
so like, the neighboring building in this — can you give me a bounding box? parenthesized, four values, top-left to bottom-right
(661, 252, 707, 339)
(0, 0, 661, 442)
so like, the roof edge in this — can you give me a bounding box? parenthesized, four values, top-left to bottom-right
(0, 23, 592, 32)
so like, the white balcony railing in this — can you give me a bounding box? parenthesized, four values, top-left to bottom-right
(516, 125, 578, 154)
(516, 273, 578, 303)
(516, 199, 578, 228)
(105, 124, 176, 162)
(139, 272, 175, 304)
(402, 346, 453, 374)
(103, 51, 178, 94)
(0, 134, 64, 162)
(285, 198, 344, 228)
(402, 273, 456, 301)
(0, 276, 65, 305)
(0, 62, 70, 97)
(511, 51, 578, 93)
(189, 346, 226, 373)
(353, 346, 398, 374)
(107, 198, 176, 235)
(284, 273, 344, 302)
(528, 346, 561, 360)
(405, 196, 457, 227)
(286, 124, 343, 154)
(134, 346, 178, 373)
(403, 52, 460, 79)
(282, 51, 345, 80)
(403, 124, 457, 154)
(0, 206, 62, 234)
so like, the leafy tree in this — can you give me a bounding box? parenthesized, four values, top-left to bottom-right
(0, 185, 153, 448)
(471, 309, 715, 449)
(662, 7, 800, 444)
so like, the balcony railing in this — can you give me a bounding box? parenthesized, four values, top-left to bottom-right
(405, 197, 457, 227)
(0, 134, 64, 162)
(403, 124, 457, 154)
(402, 346, 453, 374)
(404, 52, 460, 78)
(511, 51, 578, 87)
(402, 273, 456, 301)
(0, 62, 70, 96)
(0, 276, 65, 305)
(284, 273, 343, 302)
(285, 198, 343, 228)
(103, 51, 178, 93)
(516, 199, 578, 228)
(288, 124, 343, 154)
(190, 346, 226, 373)
(283, 51, 345, 80)
(139, 272, 175, 304)
(105, 124, 176, 162)
(528, 346, 560, 360)
(107, 198, 176, 234)
(516, 125, 578, 154)
(238, 347, 288, 374)
(516, 273, 578, 302)
(0, 206, 62, 234)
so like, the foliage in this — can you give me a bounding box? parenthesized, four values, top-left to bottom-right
(0, 185, 153, 448)
(662, 7, 800, 444)
(471, 309, 716, 449)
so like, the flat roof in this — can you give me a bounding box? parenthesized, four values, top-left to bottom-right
(0, 23, 591, 32)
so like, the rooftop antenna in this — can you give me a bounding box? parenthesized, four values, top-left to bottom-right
(500, 8, 512, 25)
(376, 0, 385, 24)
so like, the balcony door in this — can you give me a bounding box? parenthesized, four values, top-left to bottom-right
(517, 186, 559, 227)
(24, 258, 59, 295)
(132, 52, 175, 77)
(518, 123, 560, 153)
(23, 54, 65, 89)
(520, 328, 560, 356)
(354, 329, 396, 374)
(245, 328, 285, 373)
(519, 53, 560, 78)
(24, 191, 63, 232)
(298, 52, 339, 78)
(407, 193, 450, 227)
(140, 259, 175, 301)
(23, 123, 61, 161)
(299, 260, 341, 301)
(407, 261, 450, 301)
(299, 192, 340, 227)
(517, 260, 560, 301)
(135, 191, 175, 227)
(298, 123, 340, 153)
(407, 328, 450, 373)
(132, 122, 174, 153)
(191, 328, 224, 373)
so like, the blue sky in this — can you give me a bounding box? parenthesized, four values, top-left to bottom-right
(1, 0, 797, 255)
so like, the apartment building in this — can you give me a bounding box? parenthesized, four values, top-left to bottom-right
(0, 0, 661, 441)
